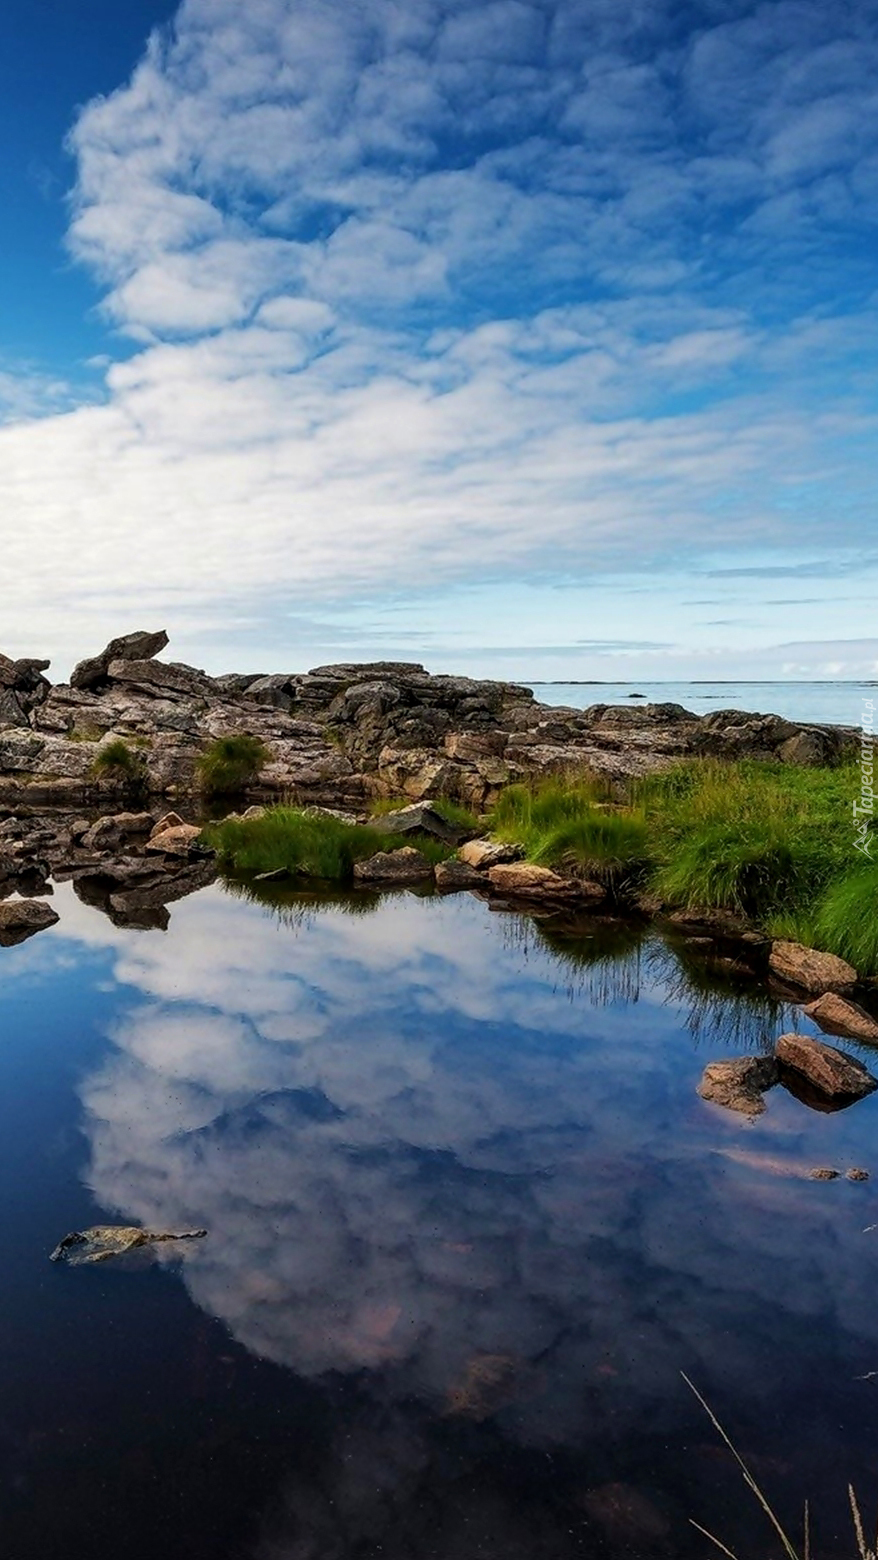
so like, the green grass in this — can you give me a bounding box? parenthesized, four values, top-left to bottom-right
(485, 760, 877, 971)
(206, 806, 453, 881)
(197, 734, 270, 797)
(490, 774, 649, 888)
(90, 738, 143, 780)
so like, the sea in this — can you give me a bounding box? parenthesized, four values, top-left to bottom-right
(531, 679, 872, 727)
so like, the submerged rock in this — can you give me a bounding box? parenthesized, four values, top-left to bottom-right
(803, 992, 878, 1043)
(769, 940, 857, 993)
(697, 1056, 779, 1116)
(775, 1032, 878, 1099)
(50, 1224, 207, 1265)
(0, 898, 59, 946)
(353, 847, 434, 883)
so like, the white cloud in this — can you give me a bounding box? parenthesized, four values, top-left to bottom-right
(0, 0, 876, 668)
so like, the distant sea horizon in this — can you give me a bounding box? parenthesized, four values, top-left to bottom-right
(529, 679, 872, 727)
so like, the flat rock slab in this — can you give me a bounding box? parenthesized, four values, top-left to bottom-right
(769, 940, 857, 993)
(697, 1056, 779, 1116)
(803, 992, 878, 1043)
(353, 847, 434, 883)
(776, 1032, 878, 1099)
(487, 863, 605, 903)
(0, 898, 59, 946)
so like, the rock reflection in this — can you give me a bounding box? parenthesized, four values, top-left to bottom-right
(68, 885, 878, 1480)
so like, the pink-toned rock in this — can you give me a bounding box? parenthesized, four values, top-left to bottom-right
(768, 940, 857, 994)
(149, 811, 185, 840)
(775, 1032, 878, 1099)
(145, 823, 204, 856)
(458, 838, 523, 870)
(804, 992, 878, 1044)
(486, 863, 604, 902)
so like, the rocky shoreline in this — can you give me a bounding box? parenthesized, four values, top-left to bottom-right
(0, 629, 857, 811)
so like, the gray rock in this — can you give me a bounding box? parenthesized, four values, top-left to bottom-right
(81, 811, 155, 852)
(373, 802, 465, 845)
(458, 838, 524, 870)
(434, 859, 485, 893)
(50, 1225, 207, 1265)
(697, 1056, 779, 1116)
(70, 630, 169, 690)
(353, 847, 434, 884)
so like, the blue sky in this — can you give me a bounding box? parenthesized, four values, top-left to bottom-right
(1, 0, 877, 680)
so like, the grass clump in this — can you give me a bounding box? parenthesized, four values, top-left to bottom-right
(811, 864, 878, 973)
(90, 738, 143, 781)
(197, 734, 270, 797)
(207, 806, 455, 881)
(491, 774, 649, 886)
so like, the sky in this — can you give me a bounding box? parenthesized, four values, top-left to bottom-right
(1, 0, 877, 682)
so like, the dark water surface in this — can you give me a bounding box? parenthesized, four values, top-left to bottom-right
(2, 881, 878, 1558)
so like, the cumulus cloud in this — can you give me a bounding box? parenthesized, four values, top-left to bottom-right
(1, 0, 877, 666)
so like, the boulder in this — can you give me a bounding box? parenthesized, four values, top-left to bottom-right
(769, 940, 857, 994)
(434, 859, 485, 893)
(803, 993, 878, 1044)
(697, 1056, 779, 1116)
(145, 823, 205, 856)
(81, 812, 155, 852)
(353, 847, 434, 884)
(458, 838, 523, 870)
(0, 898, 60, 945)
(486, 863, 605, 903)
(775, 1032, 878, 1099)
(106, 659, 215, 700)
(70, 630, 169, 690)
(373, 802, 465, 845)
(149, 812, 186, 839)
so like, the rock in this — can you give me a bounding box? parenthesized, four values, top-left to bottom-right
(81, 811, 155, 852)
(373, 802, 465, 845)
(241, 805, 267, 820)
(50, 1225, 207, 1265)
(70, 630, 169, 690)
(486, 862, 605, 902)
(145, 823, 205, 856)
(149, 811, 186, 839)
(353, 847, 434, 884)
(847, 1168, 870, 1181)
(0, 898, 60, 945)
(434, 858, 485, 893)
(697, 1056, 779, 1116)
(809, 1167, 840, 1180)
(803, 993, 878, 1043)
(769, 940, 857, 994)
(106, 659, 216, 699)
(665, 907, 757, 940)
(458, 838, 524, 870)
(775, 1032, 878, 1098)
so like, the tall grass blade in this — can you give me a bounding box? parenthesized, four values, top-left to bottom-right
(689, 1518, 742, 1558)
(682, 1373, 802, 1560)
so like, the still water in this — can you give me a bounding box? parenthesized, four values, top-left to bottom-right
(532, 681, 870, 726)
(2, 879, 878, 1558)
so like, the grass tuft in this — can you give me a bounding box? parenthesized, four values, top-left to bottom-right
(197, 734, 270, 797)
(91, 738, 143, 780)
(206, 806, 453, 881)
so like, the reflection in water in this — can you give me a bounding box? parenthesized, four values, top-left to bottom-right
(8, 881, 878, 1557)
